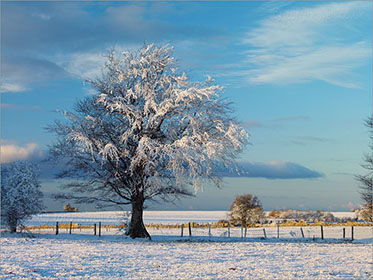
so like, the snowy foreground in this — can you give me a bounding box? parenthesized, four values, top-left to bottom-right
(1, 231, 372, 280)
(2, 211, 372, 279)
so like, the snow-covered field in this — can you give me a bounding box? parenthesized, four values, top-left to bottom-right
(26, 211, 229, 226)
(26, 210, 357, 226)
(1, 232, 372, 279)
(2, 211, 372, 279)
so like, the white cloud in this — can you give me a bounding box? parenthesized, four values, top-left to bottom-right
(245, 2, 368, 48)
(1, 143, 43, 163)
(55, 44, 141, 81)
(0, 82, 29, 93)
(56, 51, 107, 80)
(244, 2, 372, 88)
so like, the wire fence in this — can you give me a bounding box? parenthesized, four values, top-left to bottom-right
(24, 221, 373, 241)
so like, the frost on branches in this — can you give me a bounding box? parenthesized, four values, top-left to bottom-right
(1, 161, 44, 232)
(48, 44, 248, 239)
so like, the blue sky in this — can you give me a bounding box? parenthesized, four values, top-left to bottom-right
(1, 1, 372, 211)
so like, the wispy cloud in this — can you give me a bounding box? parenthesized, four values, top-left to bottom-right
(296, 136, 331, 142)
(55, 43, 142, 81)
(242, 120, 265, 129)
(244, 2, 372, 88)
(0, 83, 30, 93)
(2, 55, 68, 93)
(3, 2, 223, 91)
(56, 51, 108, 80)
(217, 160, 323, 179)
(291, 136, 333, 146)
(272, 115, 309, 122)
(243, 115, 309, 130)
(1, 103, 42, 111)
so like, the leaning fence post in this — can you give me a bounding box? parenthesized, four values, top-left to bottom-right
(181, 224, 184, 237)
(188, 222, 192, 236)
(351, 226, 354, 241)
(69, 222, 72, 234)
(321, 226, 324, 240)
(343, 227, 345, 239)
(244, 225, 247, 238)
(99, 222, 101, 237)
(300, 227, 304, 238)
(94, 223, 97, 236)
(227, 223, 230, 238)
(263, 228, 267, 239)
(56, 222, 59, 235)
(208, 223, 211, 237)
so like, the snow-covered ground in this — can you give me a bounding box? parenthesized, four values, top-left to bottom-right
(1, 232, 372, 279)
(2, 211, 371, 279)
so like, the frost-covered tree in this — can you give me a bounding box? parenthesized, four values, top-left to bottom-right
(48, 44, 248, 239)
(355, 117, 373, 222)
(355, 203, 373, 222)
(228, 194, 264, 226)
(1, 161, 44, 232)
(64, 203, 78, 212)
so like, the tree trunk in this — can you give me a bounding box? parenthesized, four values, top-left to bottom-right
(7, 214, 17, 233)
(9, 224, 17, 233)
(126, 195, 151, 240)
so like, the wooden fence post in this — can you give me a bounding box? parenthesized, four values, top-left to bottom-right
(56, 222, 59, 235)
(351, 226, 354, 241)
(241, 225, 243, 238)
(263, 228, 267, 239)
(227, 224, 230, 238)
(300, 227, 304, 238)
(99, 222, 101, 237)
(94, 223, 97, 236)
(188, 222, 192, 236)
(181, 224, 184, 237)
(277, 223, 280, 238)
(321, 226, 324, 240)
(244, 225, 247, 238)
(69, 222, 72, 234)
(343, 227, 345, 239)
(208, 224, 211, 238)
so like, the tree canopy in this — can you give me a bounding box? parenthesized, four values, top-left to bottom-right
(228, 194, 264, 226)
(1, 161, 44, 232)
(48, 44, 248, 238)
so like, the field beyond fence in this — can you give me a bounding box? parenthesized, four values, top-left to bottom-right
(23, 221, 372, 242)
(17, 211, 371, 241)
